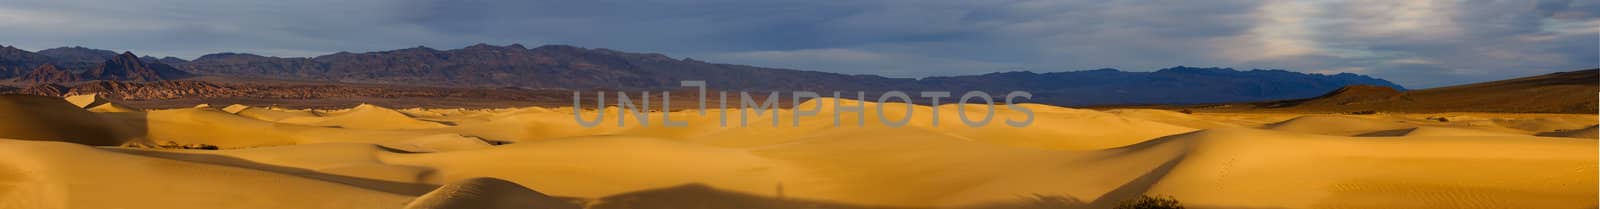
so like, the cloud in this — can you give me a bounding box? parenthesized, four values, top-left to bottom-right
(1213, 0, 1324, 62)
(0, 0, 1592, 88)
(1215, 0, 1598, 88)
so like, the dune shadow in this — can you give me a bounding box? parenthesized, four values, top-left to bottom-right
(103, 148, 438, 196)
(586, 175, 1217, 209)
(579, 153, 1183, 209)
(416, 118, 459, 126)
(986, 129, 1193, 208)
(955, 153, 1186, 209)
(1353, 128, 1415, 137)
(1083, 153, 1187, 208)
(585, 184, 907, 209)
(1535, 125, 1597, 138)
(956, 194, 1090, 209)
(96, 111, 150, 145)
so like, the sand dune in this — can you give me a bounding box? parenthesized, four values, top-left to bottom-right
(1263, 115, 1417, 136)
(1104, 109, 1241, 129)
(222, 104, 252, 113)
(63, 94, 137, 112)
(0, 94, 1593, 209)
(118, 106, 496, 148)
(403, 177, 578, 209)
(276, 104, 454, 130)
(0, 139, 415, 209)
(232, 105, 322, 122)
(378, 134, 496, 153)
(0, 95, 127, 146)
(384, 136, 785, 198)
(1144, 128, 1596, 209)
(744, 126, 1179, 208)
(1539, 125, 1599, 139)
(1355, 126, 1528, 137)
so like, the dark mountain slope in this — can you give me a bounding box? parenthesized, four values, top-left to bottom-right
(0, 45, 53, 78)
(37, 46, 118, 64)
(177, 44, 1404, 105)
(180, 44, 918, 91)
(1245, 69, 1598, 113)
(81, 52, 192, 81)
(14, 52, 191, 83)
(17, 64, 76, 83)
(2, 43, 1409, 106)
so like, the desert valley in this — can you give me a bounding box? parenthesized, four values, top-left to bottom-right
(3, 0, 1597, 208)
(0, 44, 1594, 209)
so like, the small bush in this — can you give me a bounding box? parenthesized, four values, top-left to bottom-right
(1177, 109, 1194, 114)
(1348, 110, 1377, 115)
(157, 141, 220, 150)
(1114, 195, 1184, 209)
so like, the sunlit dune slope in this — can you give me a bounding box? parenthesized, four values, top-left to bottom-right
(1144, 128, 1596, 209)
(0, 139, 415, 209)
(64, 93, 137, 112)
(1264, 115, 1416, 136)
(277, 104, 454, 130)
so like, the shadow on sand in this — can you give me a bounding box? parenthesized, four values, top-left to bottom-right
(104, 148, 439, 196)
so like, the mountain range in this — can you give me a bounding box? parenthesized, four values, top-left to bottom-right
(0, 44, 1405, 106)
(14, 51, 191, 83)
(1241, 69, 1598, 113)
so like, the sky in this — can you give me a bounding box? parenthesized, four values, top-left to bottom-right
(0, 0, 1594, 88)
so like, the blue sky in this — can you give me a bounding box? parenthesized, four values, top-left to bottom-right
(0, 0, 1594, 88)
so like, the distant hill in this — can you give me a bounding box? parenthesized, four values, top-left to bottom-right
(140, 56, 189, 65)
(16, 64, 75, 83)
(18, 52, 190, 83)
(79, 52, 191, 81)
(1, 44, 1406, 106)
(1222, 69, 1597, 113)
(0, 45, 53, 78)
(37, 46, 118, 64)
(37, 46, 123, 72)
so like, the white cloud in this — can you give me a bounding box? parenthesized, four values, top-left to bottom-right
(1334, 0, 1463, 40)
(1213, 0, 1324, 62)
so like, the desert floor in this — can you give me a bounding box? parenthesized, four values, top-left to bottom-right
(0, 94, 1594, 209)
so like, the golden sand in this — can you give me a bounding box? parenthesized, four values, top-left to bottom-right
(0, 95, 1593, 209)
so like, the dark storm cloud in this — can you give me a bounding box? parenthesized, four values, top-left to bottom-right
(0, 0, 1593, 88)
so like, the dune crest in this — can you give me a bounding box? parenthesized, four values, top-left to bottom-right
(1264, 115, 1415, 136)
(276, 104, 454, 130)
